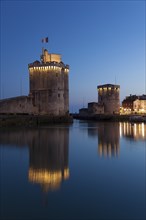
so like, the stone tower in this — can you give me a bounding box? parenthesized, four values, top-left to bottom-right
(97, 84, 120, 114)
(28, 48, 69, 116)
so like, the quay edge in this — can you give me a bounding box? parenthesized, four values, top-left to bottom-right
(0, 114, 73, 127)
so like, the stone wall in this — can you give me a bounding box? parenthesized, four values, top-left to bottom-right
(0, 96, 37, 114)
(88, 102, 104, 115)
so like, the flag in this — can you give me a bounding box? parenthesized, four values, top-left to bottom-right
(42, 37, 48, 43)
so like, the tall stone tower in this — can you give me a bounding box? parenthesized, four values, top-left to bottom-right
(28, 48, 69, 116)
(97, 84, 120, 114)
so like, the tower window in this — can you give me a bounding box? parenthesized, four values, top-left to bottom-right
(58, 94, 60, 98)
(48, 91, 52, 97)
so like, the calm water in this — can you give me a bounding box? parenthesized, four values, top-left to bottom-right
(0, 120, 146, 220)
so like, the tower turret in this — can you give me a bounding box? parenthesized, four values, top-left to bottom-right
(97, 84, 120, 114)
(28, 49, 69, 116)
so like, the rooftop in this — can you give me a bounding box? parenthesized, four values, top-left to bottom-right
(97, 84, 120, 88)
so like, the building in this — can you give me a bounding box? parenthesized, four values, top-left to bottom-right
(88, 102, 104, 115)
(79, 83, 120, 116)
(97, 84, 120, 114)
(122, 94, 146, 114)
(79, 108, 88, 116)
(79, 102, 104, 117)
(0, 48, 70, 116)
(122, 95, 138, 113)
(133, 95, 146, 114)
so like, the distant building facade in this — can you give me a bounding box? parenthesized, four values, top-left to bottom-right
(133, 95, 146, 113)
(0, 48, 70, 116)
(122, 95, 138, 112)
(122, 94, 146, 114)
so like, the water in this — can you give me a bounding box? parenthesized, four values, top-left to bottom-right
(0, 120, 146, 220)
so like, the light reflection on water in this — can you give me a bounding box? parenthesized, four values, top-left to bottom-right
(0, 121, 145, 220)
(119, 122, 146, 140)
(0, 127, 70, 193)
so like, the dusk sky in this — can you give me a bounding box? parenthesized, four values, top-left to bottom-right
(1, 0, 145, 112)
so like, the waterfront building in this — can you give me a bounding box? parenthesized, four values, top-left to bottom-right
(97, 84, 120, 114)
(122, 95, 138, 113)
(79, 83, 120, 116)
(88, 102, 104, 115)
(133, 95, 146, 114)
(0, 48, 70, 116)
(122, 94, 146, 114)
(79, 102, 104, 117)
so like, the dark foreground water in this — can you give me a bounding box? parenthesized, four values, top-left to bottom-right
(0, 120, 146, 220)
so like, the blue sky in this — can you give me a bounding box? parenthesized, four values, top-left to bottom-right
(1, 0, 145, 112)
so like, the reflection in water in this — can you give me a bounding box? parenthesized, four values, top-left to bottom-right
(0, 128, 69, 192)
(120, 122, 146, 140)
(97, 123, 120, 158)
(28, 129, 69, 192)
(88, 123, 120, 158)
(87, 122, 146, 158)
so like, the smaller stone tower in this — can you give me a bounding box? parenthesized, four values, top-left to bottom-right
(97, 84, 120, 114)
(28, 48, 69, 116)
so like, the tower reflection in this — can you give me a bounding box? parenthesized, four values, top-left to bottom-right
(0, 127, 69, 192)
(97, 123, 120, 157)
(88, 122, 120, 158)
(28, 128, 69, 192)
